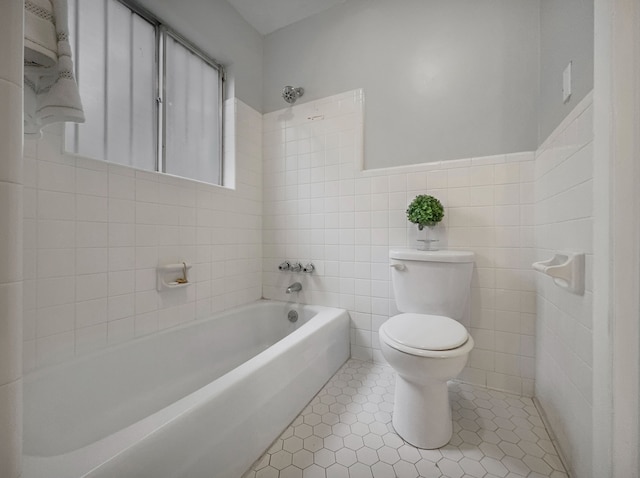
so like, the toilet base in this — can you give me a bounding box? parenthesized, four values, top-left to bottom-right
(392, 375, 452, 449)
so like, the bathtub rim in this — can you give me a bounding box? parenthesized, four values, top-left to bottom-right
(24, 299, 320, 383)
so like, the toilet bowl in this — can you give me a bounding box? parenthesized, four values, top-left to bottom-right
(380, 249, 475, 449)
(380, 313, 474, 448)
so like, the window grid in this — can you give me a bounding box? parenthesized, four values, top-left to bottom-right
(159, 27, 224, 185)
(66, 0, 225, 186)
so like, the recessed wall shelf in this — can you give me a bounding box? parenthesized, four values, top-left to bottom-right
(157, 262, 192, 291)
(532, 252, 584, 295)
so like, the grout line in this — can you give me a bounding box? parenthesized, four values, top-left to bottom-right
(533, 396, 573, 478)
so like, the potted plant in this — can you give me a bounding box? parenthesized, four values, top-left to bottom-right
(406, 194, 444, 250)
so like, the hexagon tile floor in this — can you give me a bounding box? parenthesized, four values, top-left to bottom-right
(242, 359, 568, 478)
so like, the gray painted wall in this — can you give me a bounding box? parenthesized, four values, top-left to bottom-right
(263, 0, 540, 170)
(136, 0, 264, 112)
(539, 0, 594, 144)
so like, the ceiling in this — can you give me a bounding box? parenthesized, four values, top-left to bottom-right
(226, 0, 347, 35)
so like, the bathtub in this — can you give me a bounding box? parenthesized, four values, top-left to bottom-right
(22, 300, 350, 478)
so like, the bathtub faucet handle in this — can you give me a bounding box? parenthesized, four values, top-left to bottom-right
(302, 263, 315, 273)
(278, 261, 291, 271)
(286, 282, 302, 294)
(290, 262, 303, 273)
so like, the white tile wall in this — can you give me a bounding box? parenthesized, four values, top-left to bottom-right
(0, 1, 24, 477)
(534, 92, 594, 478)
(262, 90, 537, 396)
(23, 99, 263, 371)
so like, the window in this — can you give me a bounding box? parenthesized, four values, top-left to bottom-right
(65, 0, 224, 185)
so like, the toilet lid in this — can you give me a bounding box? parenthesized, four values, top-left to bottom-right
(382, 313, 468, 351)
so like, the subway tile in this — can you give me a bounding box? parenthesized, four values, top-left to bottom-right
(495, 289, 521, 312)
(75, 298, 108, 328)
(133, 290, 157, 316)
(135, 312, 159, 337)
(447, 168, 470, 188)
(406, 172, 426, 192)
(38, 190, 75, 221)
(0, 282, 21, 385)
(107, 317, 135, 345)
(494, 352, 521, 376)
(109, 247, 136, 272)
(21, 161, 34, 193)
(0, 82, 22, 187)
(469, 186, 493, 206)
(471, 328, 494, 350)
(448, 188, 470, 207)
(108, 270, 135, 297)
(494, 163, 521, 185)
(426, 170, 447, 189)
(75, 248, 107, 275)
(108, 173, 135, 200)
(37, 248, 74, 278)
(37, 160, 75, 193)
(36, 303, 75, 338)
(76, 195, 108, 222)
(494, 184, 520, 206)
(494, 331, 521, 357)
(36, 331, 74, 367)
(23, 188, 36, 220)
(486, 371, 522, 395)
(0, 378, 22, 478)
(75, 222, 107, 248)
(76, 273, 107, 302)
(494, 227, 520, 248)
(470, 165, 495, 185)
(37, 277, 75, 308)
(76, 167, 108, 197)
(388, 192, 410, 211)
(388, 174, 406, 192)
(494, 310, 520, 334)
(75, 323, 108, 355)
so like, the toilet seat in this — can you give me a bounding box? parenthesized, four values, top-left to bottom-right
(380, 313, 469, 356)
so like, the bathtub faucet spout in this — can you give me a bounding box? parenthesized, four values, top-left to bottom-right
(286, 282, 302, 294)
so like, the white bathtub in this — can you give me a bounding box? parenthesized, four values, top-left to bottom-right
(22, 300, 350, 478)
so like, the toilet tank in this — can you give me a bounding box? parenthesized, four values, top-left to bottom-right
(389, 249, 474, 320)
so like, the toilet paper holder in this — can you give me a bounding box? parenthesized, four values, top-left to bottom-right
(532, 252, 584, 295)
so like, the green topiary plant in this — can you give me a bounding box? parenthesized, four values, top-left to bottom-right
(406, 194, 444, 230)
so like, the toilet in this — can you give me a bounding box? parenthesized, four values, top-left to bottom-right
(379, 248, 475, 449)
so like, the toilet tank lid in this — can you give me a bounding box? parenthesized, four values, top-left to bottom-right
(389, 249, 475, 263)
(382, 313, 469, 351)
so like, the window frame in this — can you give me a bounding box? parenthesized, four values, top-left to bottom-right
(158, 26, 225, 183)
(70, 0, 226, 185)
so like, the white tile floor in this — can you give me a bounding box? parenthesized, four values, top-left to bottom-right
(243, 359, 568, 478)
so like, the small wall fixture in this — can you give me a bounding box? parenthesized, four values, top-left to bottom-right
(278, 260, 315, 274)
(157, 262, 192, 291)
(282, 86, 304, 104)
(532, 252, 584, 295)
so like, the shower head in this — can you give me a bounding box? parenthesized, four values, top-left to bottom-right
(282, 86, 304, 104)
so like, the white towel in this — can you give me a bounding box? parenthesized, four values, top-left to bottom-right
(24, 0, 84, 138)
